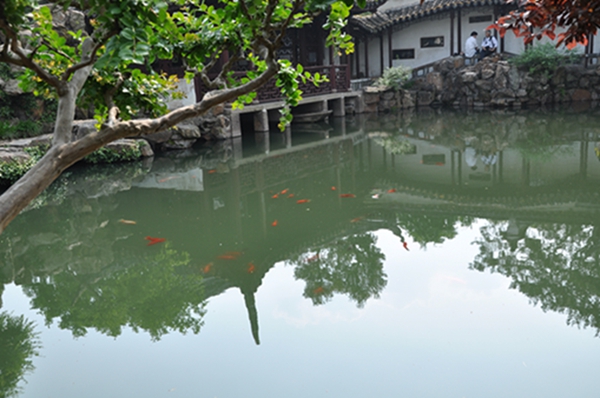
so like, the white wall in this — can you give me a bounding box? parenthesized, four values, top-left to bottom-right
(391, 18, 451, 69)
(459, 7, 496, 51)
(167, 79, 196, 111)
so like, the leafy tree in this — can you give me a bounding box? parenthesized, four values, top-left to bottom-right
(492, 0, 600, 48)
(0, 312, 39, 398)
(23, 245, 207, 341)
(0, 0, 358, 233)
(291, 232, 387, 307)
(471, 221, 600, 335)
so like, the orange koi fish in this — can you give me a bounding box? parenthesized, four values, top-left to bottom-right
(288, 193, 295, 198)
(435, 162, 444, 166)
(306, 253, 319, 262)
(296, 199, 311, 204)
(331, 186, 337, 191)
(247, 263, 256, 273)
(339, 193, 356, 198)
(313, 286, 324, 295)
(217, 251, 242, 260)
(203, 263, 213, 274)
(350, 216, 364, 223)
(145, 236, 166, 246)
(158, 176, 180, 183)
(387, 188, 396, 193)
(272, 193, 279, 199)
(208, 169, 217, 174)
(271, 220, 278, 227)
(403, 241, 409, 251)
(280, 188, 289, 194)
(119, 219, 137, 225)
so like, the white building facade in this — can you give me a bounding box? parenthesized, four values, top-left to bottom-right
(349, 0, 594, 78)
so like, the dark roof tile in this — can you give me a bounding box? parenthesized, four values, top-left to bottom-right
(351, 0, 507, 33)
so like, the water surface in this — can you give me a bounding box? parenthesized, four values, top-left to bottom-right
(2, 108, 600, 397)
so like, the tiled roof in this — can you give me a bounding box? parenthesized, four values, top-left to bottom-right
(351, 0, 507, 33)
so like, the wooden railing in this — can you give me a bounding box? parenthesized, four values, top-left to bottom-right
(194, 64, 350, 104)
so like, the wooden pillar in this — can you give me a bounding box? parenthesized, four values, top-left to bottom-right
(380, 32, 384, 74)
(457, 8, 462, 54)
(450, 10, 455, 56)
(356, 38, 361, 77)
(388, 28, 393, 68)
(364, 38, 370, 78)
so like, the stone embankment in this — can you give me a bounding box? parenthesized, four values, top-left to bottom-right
(363, 55, 600, 111)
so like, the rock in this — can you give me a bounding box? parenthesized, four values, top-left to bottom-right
(143, 129, 173, 145)
(417, 91, 434, 106)
(138, 140, 154, 157)
(572, 89, 592, 101)
(475, 79, 492, 91)
(481, 67, 495, 80)
(3, 79, 23, 95)
(426, 72, 443, 91)
(174, 124, 201, 139)
(362, 91, 381, 105)
(461, 71, 478, 83)
(160, 134, 197, 151)
(72, 120, 98, 140)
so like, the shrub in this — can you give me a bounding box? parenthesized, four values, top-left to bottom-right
(374, 65, 412, 90)
(510, 43, 580, 76)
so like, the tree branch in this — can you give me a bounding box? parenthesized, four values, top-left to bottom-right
(0, 20, 62, 89)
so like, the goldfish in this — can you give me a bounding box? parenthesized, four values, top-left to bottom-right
(203, 263, 213, 273)
(247, 263, 256, 273)
(145, 236, 166, 246)
(218, 251, 242, 260)
(350, 216, 364, 223)
(403, 241, 409, 251)
(306, 253, 319, 262)
(339, 193, 356, 198)
(158, 176, 180, 183)
(331, 186, 337, 191)
(297, 199, 311, 204)
(119, 219, 137, 225)
(288, 193, 295, 198)
(435, 162, 444, 166)
(208, 169, 217, 174)
(280, 189, 289, 194)
(271, 220, 278, 227)
(272, 193, 279, 199)
(313, 286, 324, 295)
(387, 188, 396, 193)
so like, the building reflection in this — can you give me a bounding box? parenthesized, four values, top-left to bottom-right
(2, 109, 600, 343)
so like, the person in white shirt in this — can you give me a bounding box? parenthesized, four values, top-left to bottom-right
(480, 30, 498, 59)
(464, 31, 479, 58)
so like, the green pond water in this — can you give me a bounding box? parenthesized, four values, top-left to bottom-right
(2, 108, 600, 397)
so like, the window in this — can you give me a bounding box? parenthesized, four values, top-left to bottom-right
(392, 49, 415, 59)
(420, 36, 444, 48)
(469, 15, 492, 23)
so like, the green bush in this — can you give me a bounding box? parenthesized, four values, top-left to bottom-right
(83, 143, 143, 164)
(510, 43, 580, 76)
(374, 65, 412, 90)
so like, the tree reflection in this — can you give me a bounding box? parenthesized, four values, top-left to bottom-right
(23, 246, 206, 341)
(291, 233, 386, 307)
(471, 220, 600, 334)
(0, 312, 39, 398)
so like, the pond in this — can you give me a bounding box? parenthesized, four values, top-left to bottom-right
(2, 107, 600, 397)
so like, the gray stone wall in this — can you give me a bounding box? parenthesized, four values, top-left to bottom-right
(364, 55, 600, 112)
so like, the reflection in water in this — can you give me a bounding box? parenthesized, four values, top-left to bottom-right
(0, 312, 39, 397)
(471, 221, 600, 334)
(290, 232, 386, 307)
(3, 108, 600, 353)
